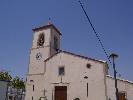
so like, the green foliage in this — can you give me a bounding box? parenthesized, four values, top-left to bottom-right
(11, 76, 25, 89)
(0, 71, 25, 89)
(0, 71, 12, 81)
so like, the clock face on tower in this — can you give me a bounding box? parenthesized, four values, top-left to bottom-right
(36, 52, 42, 60)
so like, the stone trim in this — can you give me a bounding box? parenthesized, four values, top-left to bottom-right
(26, 73, 44, 76)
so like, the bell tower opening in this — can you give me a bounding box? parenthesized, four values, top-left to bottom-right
(54, 35, 58, 51)
(37, 33, 45, 47)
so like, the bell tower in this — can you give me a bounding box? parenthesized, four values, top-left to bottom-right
(28, 23, 61, 74)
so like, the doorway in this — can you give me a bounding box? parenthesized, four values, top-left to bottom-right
(54, 86, 67, 100)
(118, 92, 126, 100)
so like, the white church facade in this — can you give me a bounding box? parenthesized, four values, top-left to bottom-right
(25, 23, 133, 100)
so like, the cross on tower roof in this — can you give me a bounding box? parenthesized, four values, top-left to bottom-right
(47, 17, 52, 25)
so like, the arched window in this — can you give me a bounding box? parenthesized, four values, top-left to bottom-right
(37, 33, 44, 47)
(54, 36, 58, 50)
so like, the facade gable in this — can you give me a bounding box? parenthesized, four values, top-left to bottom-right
(44, 50, 107, 64)
(43, 50, 107, 100)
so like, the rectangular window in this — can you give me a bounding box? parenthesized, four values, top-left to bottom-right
(59, 67, 65, 76)
(87, 83, 88, 97)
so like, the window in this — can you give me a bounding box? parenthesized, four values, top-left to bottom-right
(33, 85, 34, 91)
(9, 96, 13, 100)
(59, 67, 65, 76)
(37, 33, 44, 47)
(54, 36, 58, 50)
(30, 80, 34, 82)
(87, 83, 88, 97)
(118, 92, 126, 100)
(86, 63, 91, 69)
(32, 96, 33, 100)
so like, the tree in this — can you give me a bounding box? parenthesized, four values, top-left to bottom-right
(11, 76, 25, 100)
(0, 71, 12, 81)
(0, 71, 25, 99)
(0, 72, 25, 89)
(11, 76, 25, 89)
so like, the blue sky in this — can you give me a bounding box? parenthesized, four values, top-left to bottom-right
(0, 0, 133, 81)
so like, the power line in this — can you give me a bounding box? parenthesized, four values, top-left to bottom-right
(78, 0, 112, 64)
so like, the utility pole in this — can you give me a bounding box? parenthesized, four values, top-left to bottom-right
(109, 53, 119, 100)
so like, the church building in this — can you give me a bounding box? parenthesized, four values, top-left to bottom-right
(25, 22, 133, 100)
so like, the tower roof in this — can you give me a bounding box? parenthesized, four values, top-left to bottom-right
(32, 23, 62, 35)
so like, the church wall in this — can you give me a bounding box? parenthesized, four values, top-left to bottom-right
(25, 24, 133, 100)
(50, 28, 60, 56)
(51, 28, 60, 49)
(106, 76, 133, 100)
(25, 75, 45, 100)
(28, 48, 49, 74)
(29, 28, 55, 75)
(25, 24, 62, 100)
(44, 52, 107, 100)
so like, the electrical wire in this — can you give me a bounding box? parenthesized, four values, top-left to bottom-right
(78, 0, 112, 64)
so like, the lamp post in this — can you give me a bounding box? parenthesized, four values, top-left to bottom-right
(109, 53, 119, 100)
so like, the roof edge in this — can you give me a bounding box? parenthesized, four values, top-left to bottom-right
(44, 50, 107, 64)
(0, 80, 10, 82)
(106, 75, 133, 85)
(60, 50, 106, 63)
(32, 24, 62, 35)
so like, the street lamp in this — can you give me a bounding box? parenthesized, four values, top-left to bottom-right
(109, 53, 119, 100)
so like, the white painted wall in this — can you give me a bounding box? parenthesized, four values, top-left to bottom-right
(25, 52, 107, 100)
(106, 76, 133, 100)
(0, 81, 8, 100)
(26, 24, 61, 100)
(28, 26, 60, 75)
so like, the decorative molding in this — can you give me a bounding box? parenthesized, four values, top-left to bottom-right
(26, 73, 44, 76)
